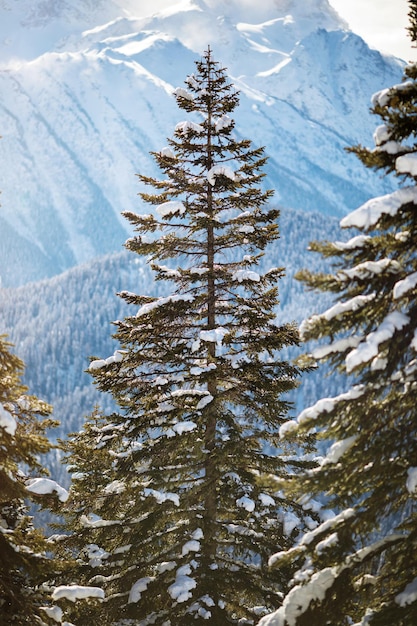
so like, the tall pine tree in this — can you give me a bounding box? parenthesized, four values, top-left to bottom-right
(59, 49, 318, 625)
(260, 5, 417, 625)
(0, 335, 65, 625)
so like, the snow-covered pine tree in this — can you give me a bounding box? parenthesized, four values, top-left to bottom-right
(60, 48, 319, 625)
(260, 6, 417, 625)
(0, 335, 65, 625)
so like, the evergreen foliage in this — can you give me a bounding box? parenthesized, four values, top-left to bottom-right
(0, 335, 61, 625)
(260, 8, 417, 625)
(59, 49, 319, 625)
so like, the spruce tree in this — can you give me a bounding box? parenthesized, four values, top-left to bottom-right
(60, 49, 318, 625)
(260, 6, 417, 625)
(0, 335, 64, 625)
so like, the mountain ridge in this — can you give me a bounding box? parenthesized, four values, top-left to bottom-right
(0, 0, 405, 287)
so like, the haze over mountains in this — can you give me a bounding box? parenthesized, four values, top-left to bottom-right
(0, 0, 404, 287)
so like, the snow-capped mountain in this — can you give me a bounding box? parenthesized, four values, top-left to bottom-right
(0, 0, 405, 286)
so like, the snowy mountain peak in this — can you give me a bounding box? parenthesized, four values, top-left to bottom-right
(0, 0, 403, 287)
(0, 0, 346, 63)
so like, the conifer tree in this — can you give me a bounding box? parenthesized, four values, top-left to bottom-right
(260, 6, 417, 625)
(60, 49, 318, 625)
(0, 335, 65, 625)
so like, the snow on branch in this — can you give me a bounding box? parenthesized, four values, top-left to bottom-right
(128, 577, 153, 603)
(346, 311, 409, 373)
(173, 87, 195, 101)
(300, 294, 375, 337)
(143, 488, 180, 507)
(0, 404, 17, 436)
(158, 146, 176, 159)
(406, 467, 417, 494)
(232, 269, 260, 283)
(396, 576, 417, 607)
(396, 153, 417, 177)
(337, 259, 401, 282)
(156, 201, 186, 218)
(371, 81, 414, 107)
(393, 271, 417, 300)
(215, 114, 233, 131)
(261, 534, 403, 626)
(279, 386, 365, 438)
(341, 187, 417, 230)
(175, 120, 205, 134)
(89, 350, 125, 371)
(333, 235, 371, 251)
(168, 564, 197, 603)
(136, 294, 194, 317)
(26, 478, 69, 502)
(207, 164, 237, 186)
(52, 585, 105, 602)
(199, 327, 228, 346)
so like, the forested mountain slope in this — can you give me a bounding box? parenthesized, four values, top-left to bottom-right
(0, 206, 345, 456)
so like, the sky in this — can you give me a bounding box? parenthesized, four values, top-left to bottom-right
(329, 0, 417, 62)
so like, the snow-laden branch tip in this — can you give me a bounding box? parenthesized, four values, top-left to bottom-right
(320, 436, 357, 466)
(0, 404, 17, 436)
(371, 81, 414, 107)
(196, 394, 213, 410)
(333, 235, 371, 251)
(337, 259, 401, 282)
(136, 293, 194, 318)
(393, 271, 417, 300)
(207, 164, 237, 186)
(232, 269, 260, 282)
(26, 478, 69, 502)
(40, 606, 63, 622)
(215, 114, 233, 132)
(199, 327, 228, 346)
(89, 349, 125, 371)
(159, 146, 176, 159)
(341, 186, 417, 230)
(156, 201, 186, 218)
(312, 336, 361, 360)
(173, 87, 195, 101)
(262, 534, 402, 626)
(52, 585, 105, 602)
(128, 577, 153, 603)
(406, 467, 417, 494)
(373, 124, 391, 146)
(300, 294, 375, 338)
(175, 120, 204, 134)
(143, 488, 180, 507)
(168, 564, 197, 603)
(346, 311, 409, 373)
(396, 152, 417, 177)
(279, 387, 365, 438)
(396, 576, 417, 607)
(236, 495, 256, 513)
